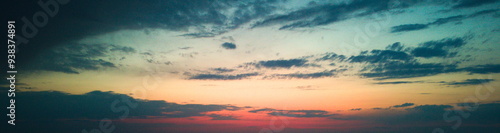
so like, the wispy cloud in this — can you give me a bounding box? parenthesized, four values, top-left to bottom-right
(188, 73, 259, 80)
(391, 9, 498, 33)
(444, 79, 495, 86)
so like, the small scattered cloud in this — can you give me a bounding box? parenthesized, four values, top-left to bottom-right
(179, 47, 192, 50)
(211, 68, 235, 73)
(350, 108, 362, 111)
(393, 103, 415, 108)
(296, 85, 319, 90)
(222, 42, 237, 49)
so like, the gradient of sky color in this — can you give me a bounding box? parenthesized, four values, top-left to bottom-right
(2, 0, 500, 132)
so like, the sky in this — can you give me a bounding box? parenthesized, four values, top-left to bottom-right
(1, 0, 500, 132)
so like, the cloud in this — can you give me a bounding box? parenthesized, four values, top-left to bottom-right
(315, 53, 347, 61)
(411, 38, 465, 58)
(349, 37, 478, 80)
(429, 15, 465, 25)
(330, 102, 500, 130)
(393, 103, 415, 108)
(7, 0, 283, 74)
(248, 108, 276, 113)
(445, 79, 495, 86)
(110, 46, 136, 53)
(296, 85, 319, 90)
(255, 59, 308, 68)
(467, 9, 499, 17)
(211, 68, 236, 73)
(350, 108, 362, 111)
(249, 108, 335, 118)
(411, 47, 448, 58)
(188, 73, 259, 80)
(349, 50, 412, 63)
(391, 9, 497, 33)
(0, 90, 243, 121)
(330, 104, 453, 123)
(374, 81, 422, 84)
(207, 114, 239, 120)
(463, 64, 500, 74)
(221, 42, 237, 49)
(344, 38, 462, 79)
(360, 62, 459, 80)
(190, 36, 498, 81)
(24, 43, 135, 74)
(252, 0, 408, 30)
(179, 47, 192, 50)
(391, 24, 429, 33)
(271, 69, 345, 79)
(452, 0, 500, 9)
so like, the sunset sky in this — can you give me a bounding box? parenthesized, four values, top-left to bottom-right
(2, 0, 500, 132)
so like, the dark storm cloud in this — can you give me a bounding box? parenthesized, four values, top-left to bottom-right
(445, 79, 495, 86)
(0, 90, 242, 121)
(221, 42, 237, 49)
(391, 9, 498, 33)
(207, 114, 239, 120)
(452, 0, 500, 9)
(252, 0, 405, 30)
(249, 108, 335, 118)
(25, 43, 135, 74)
(271, 69, 345, 79)
(188, 72, 259, 80)
(393, 103, 415, 108)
